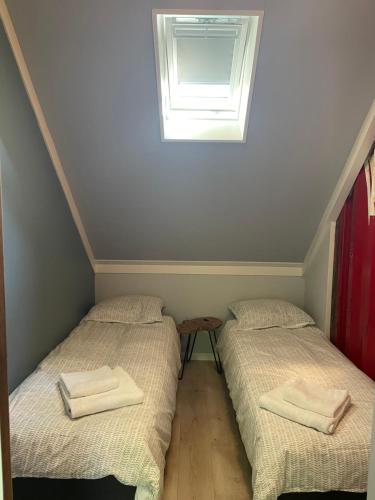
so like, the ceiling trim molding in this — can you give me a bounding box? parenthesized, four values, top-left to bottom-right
(323, 221, 336, 336)
(94, 260, 304, 277)
(304, 98, 375, 271)
(0, 0, 95, 269)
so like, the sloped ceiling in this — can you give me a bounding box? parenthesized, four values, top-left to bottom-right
(5, 0, 375, 262)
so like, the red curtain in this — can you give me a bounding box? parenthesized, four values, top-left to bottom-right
(332, 164, 375, 380)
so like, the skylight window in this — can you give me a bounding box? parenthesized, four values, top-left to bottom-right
(152, 10, 263, 142)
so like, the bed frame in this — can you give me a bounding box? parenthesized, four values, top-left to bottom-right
(280, 493, 366, 499)
(13, 477, 366, 499)
(12, 477, 136, 500)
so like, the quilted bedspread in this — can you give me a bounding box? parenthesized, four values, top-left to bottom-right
(218, 321, 374, 500)
(10, 316, 180, 500)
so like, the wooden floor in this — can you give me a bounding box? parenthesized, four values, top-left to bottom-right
(163, 361, 253, 500)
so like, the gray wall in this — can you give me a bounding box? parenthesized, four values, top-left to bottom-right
(6, 0, 375, 262)
(96, 273, 305, 353)
(0, 23, 94, 391)
(304, 225, 333, 335)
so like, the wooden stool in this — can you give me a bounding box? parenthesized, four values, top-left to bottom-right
(177, 317, 222, 379)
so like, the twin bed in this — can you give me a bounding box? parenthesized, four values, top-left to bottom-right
(10, 302, 180, 500)
(218, 321, 373, 499)
(9, 296, 374, 500)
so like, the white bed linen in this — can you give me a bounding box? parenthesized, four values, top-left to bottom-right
(10, 316, 180, 500)
(218, 320, 374, 500)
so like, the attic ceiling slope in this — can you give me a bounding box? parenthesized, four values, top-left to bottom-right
(305, 99, 375, 272)
(5, 0, 375, 262)
(0, 0, 95, 268)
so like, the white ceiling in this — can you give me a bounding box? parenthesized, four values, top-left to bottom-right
(5, 0, 375, 261)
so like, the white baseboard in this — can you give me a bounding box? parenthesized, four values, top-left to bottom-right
(190, 352, 214, 361)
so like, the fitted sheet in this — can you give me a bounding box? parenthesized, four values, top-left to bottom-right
(10, 316, 180, 500)
(218, 321, 374, 500)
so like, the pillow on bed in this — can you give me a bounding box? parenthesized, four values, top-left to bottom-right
(229, 299, 315, 330)
(84, 295, 164, 324)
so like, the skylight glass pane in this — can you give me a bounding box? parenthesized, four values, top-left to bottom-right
(176, 37, 235, 85)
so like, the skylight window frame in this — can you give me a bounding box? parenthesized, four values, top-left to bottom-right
(152, 9, 264, 143)
(165, 18, 248, 115)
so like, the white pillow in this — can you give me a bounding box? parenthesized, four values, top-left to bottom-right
(84, 295, 164, 324)
(229, 299, 314, 330)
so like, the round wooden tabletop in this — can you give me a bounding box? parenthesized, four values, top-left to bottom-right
(177, 317, 222, 335)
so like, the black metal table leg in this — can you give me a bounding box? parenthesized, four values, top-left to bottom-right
(208, 330, 222, 374)
(178, 333, 191, 380)
(187, 331, 198, 361)
(213, 330, 222, 373)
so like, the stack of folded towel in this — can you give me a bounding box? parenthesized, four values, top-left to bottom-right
(59, 366, 144, 419)
(259, 377, 351, 434)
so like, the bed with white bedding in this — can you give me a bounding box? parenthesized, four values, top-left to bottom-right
(10, 315, 180, 500)
(218, 320, 375, 500)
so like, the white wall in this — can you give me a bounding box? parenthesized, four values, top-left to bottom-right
(369, 400, 375, 498)
(96, 273, 305, 354)
(0, 435, 2, 500)
(304, 222, 375, 495)
(304, 223, 335, 336)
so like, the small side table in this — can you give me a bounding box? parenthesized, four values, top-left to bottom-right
(177, 317, 222, 379)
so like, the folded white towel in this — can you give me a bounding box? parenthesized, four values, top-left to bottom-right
(283, 377, 350, 417)
(259, 384, 351, 434)
(60, 366, 119, 399)
(59, 367, 144, 419)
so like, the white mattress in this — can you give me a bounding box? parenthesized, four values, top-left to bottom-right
(218, 320, 375, 500)
(10, 316, 180, 500)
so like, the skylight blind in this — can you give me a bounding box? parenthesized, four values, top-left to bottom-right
(176, 37, 235, 85)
